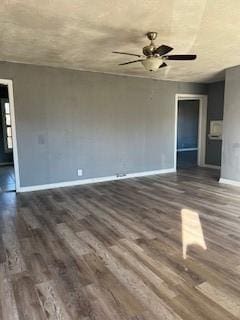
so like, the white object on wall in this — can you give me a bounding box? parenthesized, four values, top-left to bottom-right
(208, 120, 222, 140)
(77, 169, 83, 176)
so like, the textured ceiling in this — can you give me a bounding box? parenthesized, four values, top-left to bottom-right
(0, 0, 239, 83)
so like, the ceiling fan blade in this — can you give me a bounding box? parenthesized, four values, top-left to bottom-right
(154, 45, 173, 56)
(164, 54, 197, 60)
(112, 51, 142, 58)
(159, 62, 167, 68)
(119, 59, 144, 65)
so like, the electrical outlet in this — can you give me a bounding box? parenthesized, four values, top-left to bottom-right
(116, 173, 127, 178)
(77, 169, 83, 176)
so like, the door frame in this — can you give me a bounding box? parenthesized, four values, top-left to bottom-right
(0, 79, 20, 192)
(174, 94, 208, 170)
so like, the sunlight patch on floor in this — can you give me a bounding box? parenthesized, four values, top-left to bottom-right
(181, 208, 207, 259)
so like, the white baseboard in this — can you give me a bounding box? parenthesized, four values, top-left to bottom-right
(19, 168, 176, 193)
(202, 164, 221, 170)
(219, 178, 240, 187)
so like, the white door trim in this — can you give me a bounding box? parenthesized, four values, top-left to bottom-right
(0, 79, 20, 192)
(174, 94, 208, 170)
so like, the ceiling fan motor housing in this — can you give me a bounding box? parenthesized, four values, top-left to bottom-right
(143, 45, 156, 56)
(143, 32, 158, 56)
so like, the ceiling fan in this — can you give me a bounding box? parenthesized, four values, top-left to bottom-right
(113, 32, 197, 72)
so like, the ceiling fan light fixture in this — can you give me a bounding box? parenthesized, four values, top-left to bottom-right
(113, 31, 197, 71)
(141, 57, 162, 72)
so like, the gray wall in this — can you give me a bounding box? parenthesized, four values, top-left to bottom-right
(205, 81, 224, 166)
(221, 66, 240, 181)
(0, 62, 207, 187)
(0, 85, 13, 164)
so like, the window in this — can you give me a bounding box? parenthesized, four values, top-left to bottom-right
(1, 100, 13, 152)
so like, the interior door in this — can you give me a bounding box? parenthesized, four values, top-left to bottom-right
(177, 99, 199, 169)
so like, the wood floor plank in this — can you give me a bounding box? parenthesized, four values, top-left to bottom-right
(1, 167, 240, 319)
(120, 239, 183, 286)
(2, 225, 26, 275)
(111, 243, 178, 299)
(56, 223, 92, 256)
(77, 230, 183, 320)
(196, 282, 240, 318)
(36, 280, 72, 320)
(85, 283, 126, 320)
(0, 263, 19, 320)
(12, 273, 46, 320)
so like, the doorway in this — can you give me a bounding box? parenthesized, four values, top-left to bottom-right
(177, 100, 199, 169)
(0, 80, 19, 192)
(175, 94, 208, 170)
(0, 85, 15, 191)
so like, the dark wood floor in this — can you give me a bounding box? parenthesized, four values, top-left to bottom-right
(1, 168, 240, 320)
(0, 165, 15, 192)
